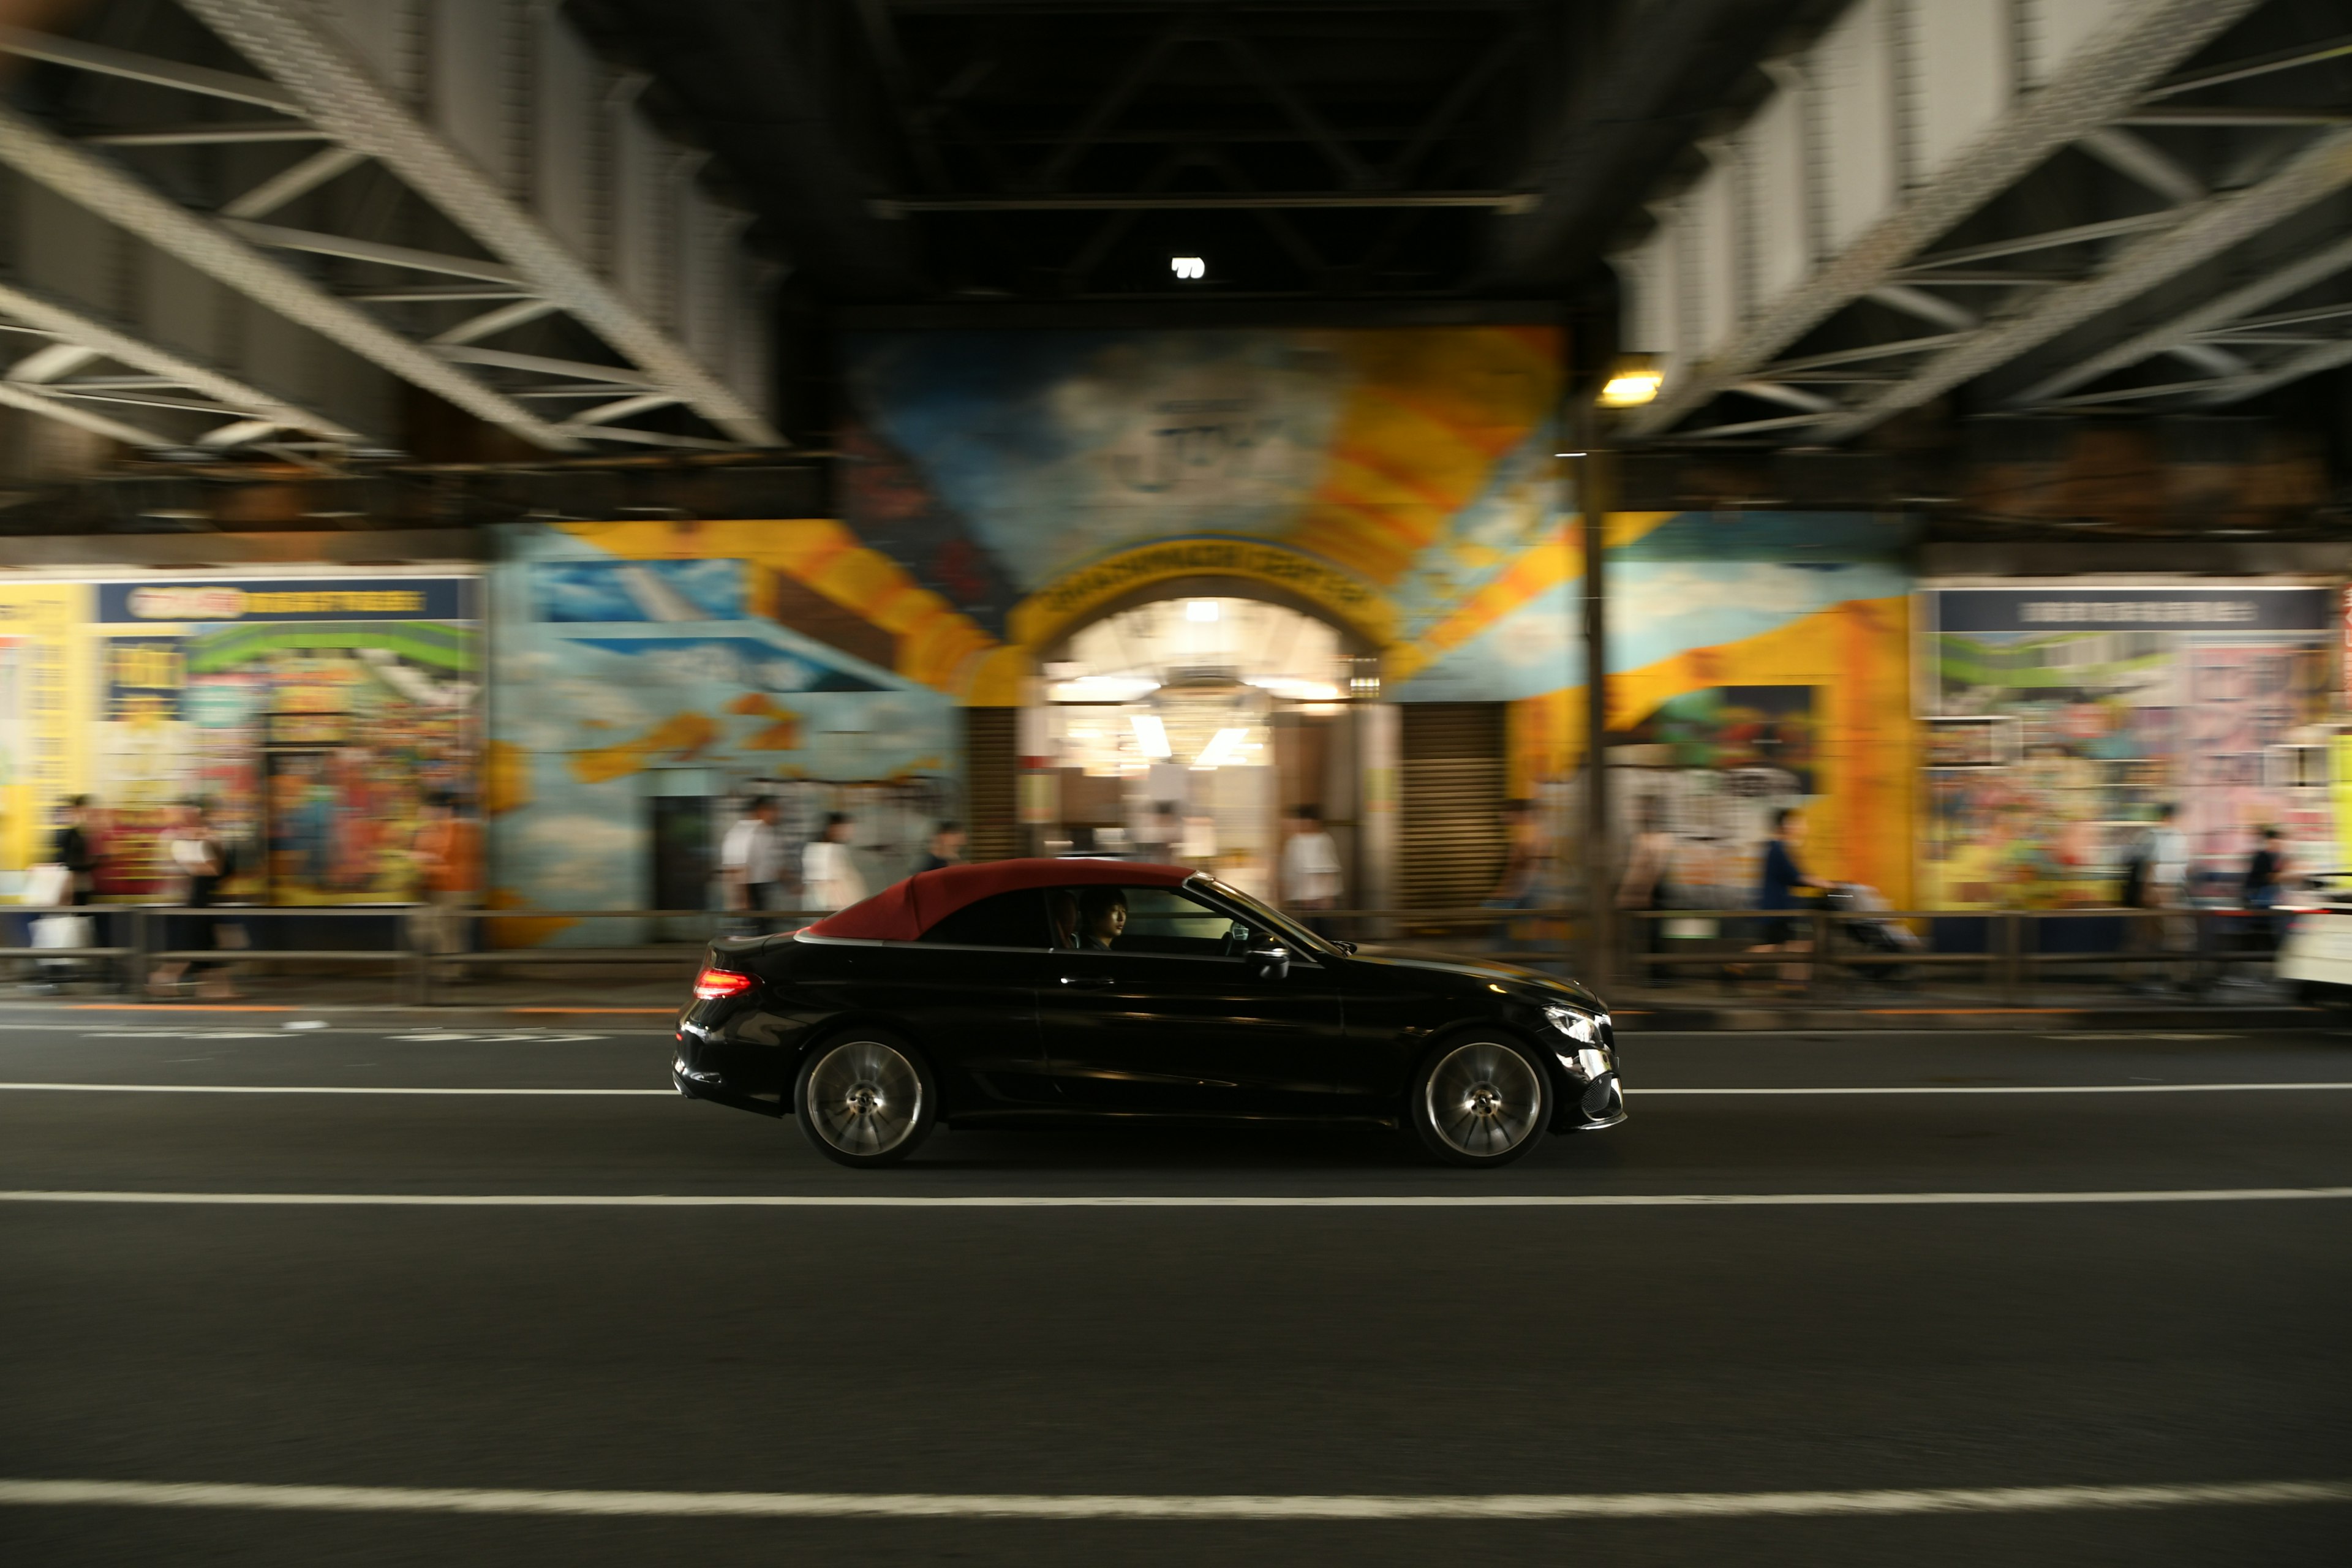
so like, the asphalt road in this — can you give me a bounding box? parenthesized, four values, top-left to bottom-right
(2, 1010, 2348, 1566)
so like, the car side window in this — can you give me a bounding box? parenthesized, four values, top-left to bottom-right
(1054, 884, 1248, 958)
(920, 889, 1047, 948)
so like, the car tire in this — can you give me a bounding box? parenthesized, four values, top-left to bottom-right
(1408, 1033, 1551, 1168)
(793, 1029, 938, 1167)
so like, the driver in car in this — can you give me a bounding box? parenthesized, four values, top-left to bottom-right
(1076, 887, 1128, 949)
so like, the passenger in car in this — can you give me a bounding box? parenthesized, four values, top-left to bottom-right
(1077, 887, 1128, 949)
(1048, 889, 1080, 949)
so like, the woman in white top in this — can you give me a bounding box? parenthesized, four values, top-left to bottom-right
(802, 812, 865, 913)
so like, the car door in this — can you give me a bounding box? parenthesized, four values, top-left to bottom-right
(807, 888, 1061, 1110)
(1037, 883, 1348, 1118)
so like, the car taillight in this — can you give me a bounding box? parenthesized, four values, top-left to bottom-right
(692, 967, 755, 1001)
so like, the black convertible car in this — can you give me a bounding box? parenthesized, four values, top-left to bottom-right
(673, 858, 1623, 1167)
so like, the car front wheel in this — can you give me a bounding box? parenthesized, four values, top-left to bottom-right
(794, 1031, 937, 1167)
(1409, 1035, 1550, 1167)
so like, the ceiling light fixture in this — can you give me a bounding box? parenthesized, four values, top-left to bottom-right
(1191, 726, 1249, 770)
(1131, 712, 1172, 759)
(1185, 599, 1219, 622)
(1597, 353, 1664, 408)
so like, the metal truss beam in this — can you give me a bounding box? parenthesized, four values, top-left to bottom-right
(2204, 336, 2352, 406)
(0, 379, 176, 448)
(1817, 129, 2352, 442)
(0, 100, 584, 450)
(1624, 0, 2263, 437)
(0, 23, 298, 110)
(0, 275, 358, 443)
(874, 190, 1533, 214)
(178, 0, 781, 447)
(2013, 231, 2352, 405)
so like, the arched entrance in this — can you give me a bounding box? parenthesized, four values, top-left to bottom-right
(1029, 576, 1384, 904)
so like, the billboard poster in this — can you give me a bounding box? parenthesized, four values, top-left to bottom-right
(85, 573, 482, 905)
(1921, 584, 2333, 909)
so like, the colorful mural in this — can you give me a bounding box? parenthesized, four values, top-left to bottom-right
(1491, 512, 1921, 912)
(486, 524, 962, 937)
(842, 325, 1566, 698)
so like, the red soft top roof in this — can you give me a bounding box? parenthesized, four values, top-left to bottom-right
(802, 858, 1197, 942)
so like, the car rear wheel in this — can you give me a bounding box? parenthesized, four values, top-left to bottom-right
(1409, 1035, 1550, 1167)
(794, 1031, 937, 1167)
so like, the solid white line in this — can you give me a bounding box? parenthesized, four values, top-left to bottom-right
(7, 1080, 2349, 1099)
(0, 1082, 668, 1096)
(4, 1188, 2350, 1210)
(0, 1476, 2344, 1521)
(1639, 1082, 2352, 1095)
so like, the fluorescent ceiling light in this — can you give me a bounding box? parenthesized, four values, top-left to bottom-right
(1131, 712, 1172, 758)
(1191, 726, 1249, 769)
(1253, 677, 1341, 701)
(1185, 599, 1219, 622)
(1050, 676, 1158, 703)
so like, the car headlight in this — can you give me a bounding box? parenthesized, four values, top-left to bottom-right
(1544, 1004, 1605, 1045)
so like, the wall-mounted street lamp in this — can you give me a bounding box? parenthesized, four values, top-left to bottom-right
(1597, 353, 1664, 409)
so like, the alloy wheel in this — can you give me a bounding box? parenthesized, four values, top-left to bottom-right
(1423, 1039, 1543, 1159)
(805, 1039, 924, 1157)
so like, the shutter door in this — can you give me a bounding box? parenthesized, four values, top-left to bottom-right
(1398, 703, 1506, 911)
(963, 708, 1020, 862)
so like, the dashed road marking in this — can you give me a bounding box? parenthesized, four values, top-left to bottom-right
(1638, 1082, 2352, 1095)
(0, 1083, 666, 1096)
(0, 1476, 2343, 1521)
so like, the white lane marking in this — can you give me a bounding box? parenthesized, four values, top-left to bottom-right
(4, 1188, 2349, 1210)
(1639, 1082, 2352, 1095)
(0, 1083, 667, 1097)
(0, 1477, 2344, 1521)
(8, 1080, 2348, 1100)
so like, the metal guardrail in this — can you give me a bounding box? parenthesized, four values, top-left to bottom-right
(1, 897, 2292, 1005)
(1618, 903, 2288, 1003)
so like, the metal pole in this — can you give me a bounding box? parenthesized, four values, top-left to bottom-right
(1579, 447, 1615, 992)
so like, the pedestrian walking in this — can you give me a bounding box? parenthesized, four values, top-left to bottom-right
(804, 812, 866, 913)
(2120, 803, 2189, 993)
(1483, 798, 1542, 951)
(1616, 796, 1676, 982)
(149, 799, 239, 1000)
(51, 794, 98, 906)
(718, 797, 788, 916)
(1743, 807, 1825, 992)
(409, 793, 480, 982)
(917, 820, 966, 874)
(1280, 804, 1343, 932)
(2242, 824, 2291, 949)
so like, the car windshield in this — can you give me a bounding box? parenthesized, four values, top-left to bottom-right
(1196, 877, 1344, 960)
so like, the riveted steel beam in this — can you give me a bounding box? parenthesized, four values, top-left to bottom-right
(2012, 230, 2352, 405)
(1819, 129, 2352, 441)
(1626, 0, 2264, 437)
(180, 0, 782, 447)
(0, 100, 583, 451)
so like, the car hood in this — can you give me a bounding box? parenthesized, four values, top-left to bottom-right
(1346, 945, 1605, 1010)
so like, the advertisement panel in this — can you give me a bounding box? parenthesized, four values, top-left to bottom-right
(0, 571, 480, 905)
(1921, 583, 2334, 909)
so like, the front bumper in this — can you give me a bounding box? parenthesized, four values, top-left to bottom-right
(1563, 1070, 1626, 1131)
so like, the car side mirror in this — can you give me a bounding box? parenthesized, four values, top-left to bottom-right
(1246, 945, 1291, 981)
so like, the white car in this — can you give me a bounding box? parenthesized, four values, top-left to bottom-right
(2274, 878, 2352, 1003)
